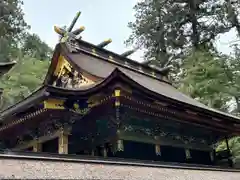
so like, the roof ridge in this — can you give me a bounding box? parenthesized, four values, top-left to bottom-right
(76, 39, 170, 75)
(63, 40, 171, 84)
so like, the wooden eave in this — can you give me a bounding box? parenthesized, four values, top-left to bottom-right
(1, 68, 240, 136)
(56, 42, 240, 124)
(46, 68, 240, 133)
(0, 68, 119, 122)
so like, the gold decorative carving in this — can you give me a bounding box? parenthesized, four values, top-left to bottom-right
(54, 55, 72, 77)
(154, 136, 161, 156)
(155, 145, 161, 156)
(71, 70, 94, 88)
(55, 69, 95, 89)
(33, 141, 42, 152)
(114, 89, 121, 97)
(117, 139, 124, 151)
(58, 129, 69, 154)
(44, 99, 65, 110)
(52, 55, 95, 89)
(185, 149, 191, 159)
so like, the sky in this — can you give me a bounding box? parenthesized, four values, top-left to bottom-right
(22, 0, 144, 61)
(22, 0, 238, 62)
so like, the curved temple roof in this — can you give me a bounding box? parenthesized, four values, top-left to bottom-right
(0, 67, 240, 140)
(60, 41, 240, 122)
(1, 39, 240, 134)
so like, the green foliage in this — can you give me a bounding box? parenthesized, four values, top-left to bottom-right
(126, 0, 231, 68)
(179, 46, 240, 113)
(128, 0, 240, 165)
(0, 1, 52, 111)
(179, 49, 231, 110)
(216, 137, 240, 163)
(21, 33, 53, 60)
(178, 48, 240, 163)
(0, 0, 29, 62)
(217, 0, 240, 36)
(0, 56, 50, 110)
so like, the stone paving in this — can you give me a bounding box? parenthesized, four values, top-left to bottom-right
(0, 158, 240, 179)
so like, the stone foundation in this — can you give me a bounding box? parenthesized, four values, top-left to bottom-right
(0, 153, 240, 179)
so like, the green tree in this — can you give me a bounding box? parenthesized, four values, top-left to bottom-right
(126, 0, 228, 68)
(0, 56, 50, 110)
(21, 33, 53, 60)
(179, 49, 231, 110)
(226, 44, 240, 115)
(0, 0, 29, 62)
(216, 137, 240, 165)
(217, 0, 240, 36)
(179, 48, 240, 164)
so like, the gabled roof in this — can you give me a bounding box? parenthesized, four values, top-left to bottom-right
(1, 38, 240, 131)
(44, 40, 240, 123)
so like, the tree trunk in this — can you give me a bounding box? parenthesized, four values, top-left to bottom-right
(155, 5, 168, 68)
(188, 0, 200, 49)
(234, 96, 240, 114)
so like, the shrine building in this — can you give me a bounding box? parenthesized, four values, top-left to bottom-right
(0, 12, 240, 168)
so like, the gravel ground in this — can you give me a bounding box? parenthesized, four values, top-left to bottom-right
(0, 158, 240, 179)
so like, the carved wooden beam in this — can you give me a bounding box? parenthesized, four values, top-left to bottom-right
(118, 130, 212, 151)
(12, 129, 68, 151)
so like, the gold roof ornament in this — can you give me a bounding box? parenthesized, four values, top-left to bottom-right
(54, 11, 84, 42)
(72, 26, 85, 35)
(97, 38, 112, 48)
